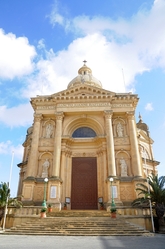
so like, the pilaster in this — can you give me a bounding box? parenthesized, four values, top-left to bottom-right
(104, 110, 116, 177)
(127, 112, 142, 177)
(52, 112, 64, 177)
(26, 113, 42, 178)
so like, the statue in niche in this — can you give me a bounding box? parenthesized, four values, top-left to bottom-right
(42, 159, 49, 178)
(120, 158, 128, 177)
(46, 124, 53, 138)
(117, 122, 124, 137)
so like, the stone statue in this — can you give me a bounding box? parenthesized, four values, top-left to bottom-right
(46, 124, 53, 138)
(117, 122, 123, 137)
(120, 158, 127, 177)
(42, 159, 49, 178)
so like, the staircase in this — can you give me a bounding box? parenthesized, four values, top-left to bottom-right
(3, 211, 152, 236)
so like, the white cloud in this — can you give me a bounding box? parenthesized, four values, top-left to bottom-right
(0, 29, 36, 79)
(2, 0, 165, 109)
(145, 103, 153, 111)
(0, 141, 23, 159)
(21, 31, 149, 99)
(0, 103, 33, 127)
(48, 0, 69, 27)
(0, 141, 12, 154)
(47, 0, 165, 76)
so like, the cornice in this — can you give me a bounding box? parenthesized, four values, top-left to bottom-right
(30, 86, 138, 105)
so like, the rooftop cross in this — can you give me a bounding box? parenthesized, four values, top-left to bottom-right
(83, 60, 87, 65)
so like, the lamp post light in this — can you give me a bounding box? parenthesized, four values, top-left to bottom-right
(42, 177, 48, 207)
(109, 177, 116, 209)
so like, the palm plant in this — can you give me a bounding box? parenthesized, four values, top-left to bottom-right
(132, 174, 165, 229)
(0, 182, 10, 222)
(0, 182, 22, 223)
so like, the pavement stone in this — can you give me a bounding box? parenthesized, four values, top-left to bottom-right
(0, 234, 165, 249)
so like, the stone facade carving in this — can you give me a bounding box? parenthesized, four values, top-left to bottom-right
(120, 158, 128, 177)
(46, 124, 54, 138)
(42, 159, 49, 178)
(72, 152, 96, 157)
(120, 185, 134, 201)
(117, 122, 124, 137)
(37, 106, 56, 110)
(115, 137, 129, 145)
(57, 102, 111, 108)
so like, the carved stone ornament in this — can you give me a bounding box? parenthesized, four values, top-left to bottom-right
(34, 113, 42, 122)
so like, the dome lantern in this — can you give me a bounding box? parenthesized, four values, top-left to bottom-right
(67, 61, 102, 89)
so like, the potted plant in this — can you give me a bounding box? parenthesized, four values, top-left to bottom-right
(64, 203, 67, 210)
(47, 203, 52, 212)
(40, 207, 47, 218)
(110, 207, 117, 218)
(99, 202, 104, 210)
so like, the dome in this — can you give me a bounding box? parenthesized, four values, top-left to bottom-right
(27, 126, 33, 135)
(136, 113, 149, 135)
(67, 61, 102, 89)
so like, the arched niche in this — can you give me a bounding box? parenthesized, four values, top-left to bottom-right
(139, 144, 150, 159)
(42, 119, 55, 138)
(38, 152, 53, 178)
(116, 150, 132, 177)
(113, 117, 126, 137)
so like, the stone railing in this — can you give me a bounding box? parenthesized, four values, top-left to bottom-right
(7, 206, 42, 216)
(116, 207, 151, 217)
(6, 206, 152, 217)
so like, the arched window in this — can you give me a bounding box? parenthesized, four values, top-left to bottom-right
(72, 127, 96, 138)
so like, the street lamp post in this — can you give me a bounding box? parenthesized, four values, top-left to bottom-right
(143, 149, 155, 233)
(42, 178, 48, 207)
(109, 177, 116, 209)
(2, 151, 14, 231)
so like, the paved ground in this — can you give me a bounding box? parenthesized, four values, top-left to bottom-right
(0, 234, 165, 249)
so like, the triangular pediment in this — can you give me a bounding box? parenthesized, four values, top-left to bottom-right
(50, 85, 116, 99)
(31, 84, 138, 108)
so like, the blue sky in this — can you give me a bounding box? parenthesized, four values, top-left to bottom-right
(0, 0, 165, 196)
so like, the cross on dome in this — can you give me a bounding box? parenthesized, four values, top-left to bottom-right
(83, 60, 87, 66)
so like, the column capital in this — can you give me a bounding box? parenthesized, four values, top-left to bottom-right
(126, 111, 135, 120)
(104, 110, 113, 119)
(34, 113, 43, 122)
(55, 112, 64, 121)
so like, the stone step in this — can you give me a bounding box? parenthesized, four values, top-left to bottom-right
(6, 232, 148, 235)
(2, 211, 152, 236)
(47, 210, 110, 217)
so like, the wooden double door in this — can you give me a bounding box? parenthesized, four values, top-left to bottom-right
(71, 157, 98, 210)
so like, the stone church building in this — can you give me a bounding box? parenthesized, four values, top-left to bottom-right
(17, 62, 159, 209)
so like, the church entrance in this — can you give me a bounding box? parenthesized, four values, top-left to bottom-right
(71, 157, 98, 210)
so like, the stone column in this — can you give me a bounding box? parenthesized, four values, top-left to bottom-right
(17, 171, 24, 196)
(60, 150, 66, 201)
(102, 149, 108, 201)
(66, 153, 72, 199)
(52, 112, 64, 177)
(97, 151, 102, 198)
(104, 111, 116, 177)
(26, 113, 42, 178)
(127, 112, 142, 177)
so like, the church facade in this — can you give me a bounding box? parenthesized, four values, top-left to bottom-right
(17, 62, 159, 209)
